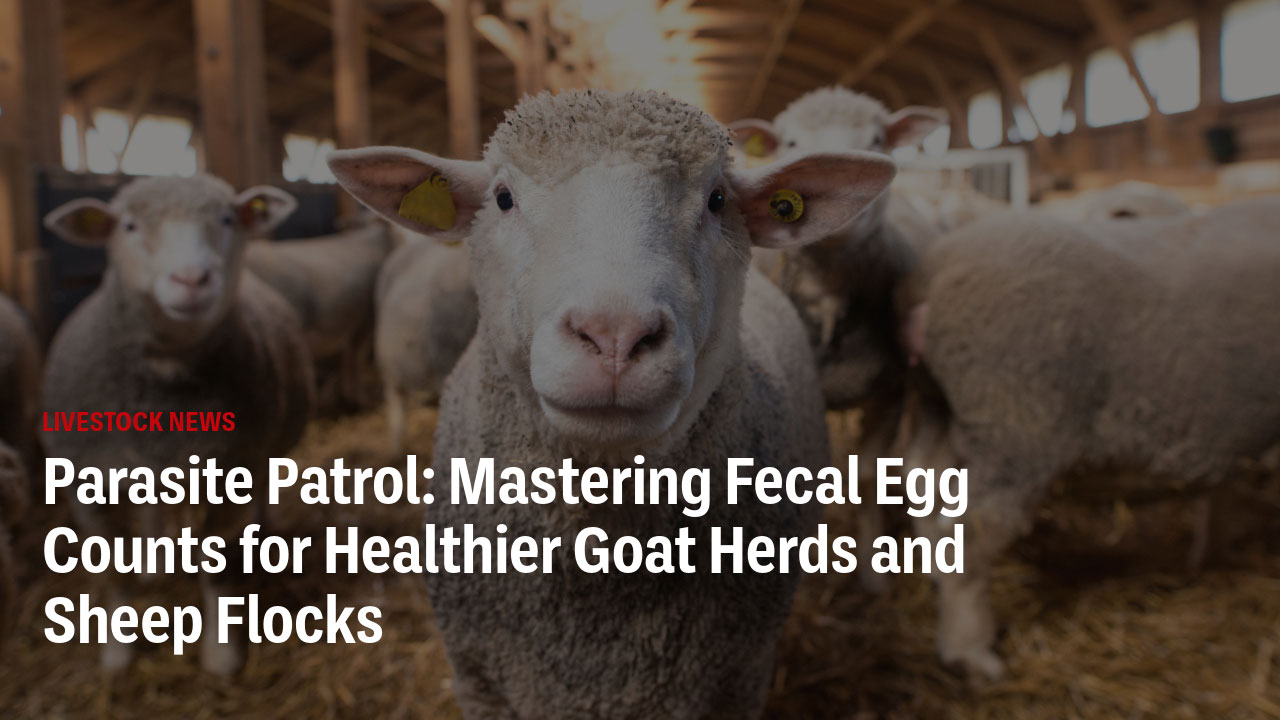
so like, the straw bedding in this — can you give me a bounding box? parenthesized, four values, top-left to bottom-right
(2, 408, 1277, 719)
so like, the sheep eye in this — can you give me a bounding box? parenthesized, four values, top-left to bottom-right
(495, 187, 514, 211)
(124, 221, 138, 232)
(708, 189, 725, 214)
(221, 214, 234, 227)
(786, 140, 797, 148)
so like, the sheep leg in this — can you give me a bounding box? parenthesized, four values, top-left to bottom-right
(900, 407, 1012, 681)
(199, 574, 245, 676)
(386, 384, 408, 457)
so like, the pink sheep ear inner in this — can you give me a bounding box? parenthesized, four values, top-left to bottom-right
(731, 151, 896, 249)
(43, 198, 118, 247)
(327, 146, 493, 242)
(234, 186, 298, 234)
(885, 106, 948, 148)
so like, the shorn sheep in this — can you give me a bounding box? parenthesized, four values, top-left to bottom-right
(898, 199, 1280, 679)
(244, 223, 393, 410)
(731, 86, 947, 584)
(375, 234, 477, 454)
(0, 293, 39, 646)
(42, 175, 314, 674)
(329, 89, 897, 719)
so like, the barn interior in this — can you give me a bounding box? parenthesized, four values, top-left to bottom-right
(2, 0, 1280, 718)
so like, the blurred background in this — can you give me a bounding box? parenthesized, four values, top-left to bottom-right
(2, 1, 1280, 718)
(2, 0, 1280, 334)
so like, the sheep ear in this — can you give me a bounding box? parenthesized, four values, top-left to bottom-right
(728, 119, 779, 158)
(44, 198, 117, 247)
(327, 146, 492, 241)
(885, 106, 948, 148)
(731, 151, 896, 250)
(234, 186, 297, 234)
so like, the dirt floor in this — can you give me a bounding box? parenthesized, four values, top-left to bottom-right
(2, 408, 1279, 719)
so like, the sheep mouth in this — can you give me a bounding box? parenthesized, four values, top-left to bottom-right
(537, 395, 682, 444)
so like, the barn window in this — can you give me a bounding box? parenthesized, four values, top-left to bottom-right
(79, 109, 197, 176)
(967, 90, 1003, 149)
(1085, 49, 1150, 127)
(282, 134, 337, 184)
(1021, 63, 1071, 137)
(1134, 19, 1199, 113)
(1223, 0, 1280, 101)
(1087, 21, 1200, 126)
(60, 114, 79, 171)
(119, 116, 198, 177)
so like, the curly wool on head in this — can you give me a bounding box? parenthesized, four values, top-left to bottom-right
(486, 89, 730, 182)
(773, 86, 888, 132)
(111, 175, 237, 220)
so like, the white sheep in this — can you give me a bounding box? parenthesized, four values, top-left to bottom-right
(244, 224, 393, 411)
(732, 86, 947, 585)
(42, 175, 314, 675)
(1044, 180, 1191, 222)
(375, 232, 477, 454)
(328, 89, 897, 719)
(898, 198, 1280, 679)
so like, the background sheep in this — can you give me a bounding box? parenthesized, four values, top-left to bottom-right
(1045, 180, 1191, 222)
(899, 198, 1280, 680)
(375, 232, 477, 455)
(244, 223, 393, 412)
(732, 86, 947, 582)
(41, 175, 314, 675)
(328, 89, 897, 719)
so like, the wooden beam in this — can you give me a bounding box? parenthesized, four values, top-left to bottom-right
(266, 0, 508, 107)
(0, 0, 61, 331)
(194, 0, 272, 187)
(524, 0, 548, 96)
(333, 0, 371, 217)
(839, 0, 959, 86)
(446, 0, 481, 159)
(977, 26, 1058, 167)
(1078, 0, 1172, 163)
(1198, 1, 1223, 118)
(740, 0, 804, 118)
(867, 74, 908, 109)
(916, 53, 967, 147)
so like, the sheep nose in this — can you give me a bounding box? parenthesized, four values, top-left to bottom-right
(170, 267, 212, 289)
(565, 309, 670, 366)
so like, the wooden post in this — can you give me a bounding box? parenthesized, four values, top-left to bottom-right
(0, 0, 62, 332)
(446, 0, 481, 159)
(333, 0, 371, 216)
(1197, 1, 1223, 133)
(526, 0, 548, 96)
(194, 0, 272, 188)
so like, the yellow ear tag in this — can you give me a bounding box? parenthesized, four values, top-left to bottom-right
(75, 207, 111, 236)
(768, 189, 805, 223)
(744, 133, 769, 158)
(398, 173, 456, 231)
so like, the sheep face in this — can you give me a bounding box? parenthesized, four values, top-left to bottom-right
(45, 176, 296, 338)
(330, 92, 895, 454)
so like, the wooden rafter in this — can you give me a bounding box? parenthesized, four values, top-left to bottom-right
(446, 0, 481, 159)
(839, 0, 959, 86)
(266, 0, 509, 107)
(739, 0, 804, 118)
(1077, 0, 1172, 162)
